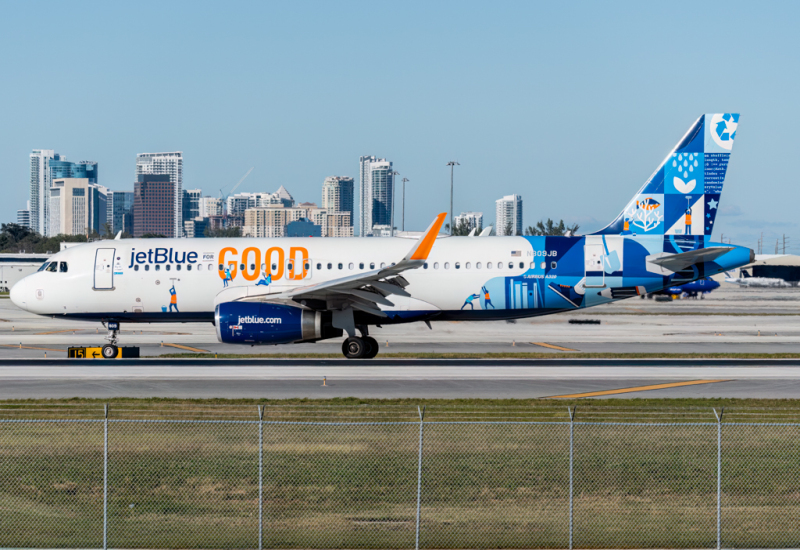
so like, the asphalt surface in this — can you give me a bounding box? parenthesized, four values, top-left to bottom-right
(2, 285, 800, 399)
(2, 357, 800, 398)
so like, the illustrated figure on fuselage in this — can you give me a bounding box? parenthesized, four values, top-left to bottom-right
(482, 286, 495, 309)
(256, 272, 272, 287)
(461, 293, 480, 310)
(169, 286, 179, 313)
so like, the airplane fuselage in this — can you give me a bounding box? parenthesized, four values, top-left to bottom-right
(11, 233, 752, 326)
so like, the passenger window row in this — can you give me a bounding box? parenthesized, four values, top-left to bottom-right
(133, 264, 209, 272)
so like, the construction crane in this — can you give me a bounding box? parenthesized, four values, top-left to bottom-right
(219, 167, 254, 219)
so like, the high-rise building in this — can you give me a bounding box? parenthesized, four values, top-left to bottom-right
(370, 161, 393, 230)
(17, 202, 31, 229)
(323, 212, 353, 237)
(495, 194, 523, 236)
(109, 191, 135, 235)
(135, 152, 183, 237)
(133, 174, 175, 237)
(29, 149, 59, 235)
(48, 179, 106, 236)
(359, 157, 393, 236)
(322, 176, 354, 227)
(199, 196, 223, 217)
(226, 194, 251, 217)
(88, 184, 108, 235)
(50, 160, 98, 182)
(48, 179, 86, 236)
(359, 156, 375, 236)
(454, 212, 484, 233)
(182, 189, 201, 227)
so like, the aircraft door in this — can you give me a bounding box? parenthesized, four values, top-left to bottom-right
(584, 239, 606, 288)
(94, 248, 115, 290)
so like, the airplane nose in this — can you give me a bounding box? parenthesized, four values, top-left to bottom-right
(10, 278, 28, 310)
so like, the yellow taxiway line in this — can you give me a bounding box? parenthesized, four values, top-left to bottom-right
(161, 343, 211, 353)
(531, 342, 578, 352)
(547, 379, 731, 399)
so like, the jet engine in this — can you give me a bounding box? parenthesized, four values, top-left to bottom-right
(215, 302, 341, 344)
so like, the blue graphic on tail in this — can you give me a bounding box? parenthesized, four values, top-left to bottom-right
(593, 114, 739, 237)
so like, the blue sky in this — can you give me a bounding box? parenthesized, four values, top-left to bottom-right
(1, 1, 798, 249)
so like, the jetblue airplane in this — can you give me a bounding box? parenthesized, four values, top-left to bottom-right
(11, 113, 753, 359)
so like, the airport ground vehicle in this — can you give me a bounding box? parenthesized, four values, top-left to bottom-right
(10, 114, 752, 358)
(644, 277, 720, 300)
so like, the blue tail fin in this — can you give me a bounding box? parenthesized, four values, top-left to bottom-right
(593, 113, 739, 237)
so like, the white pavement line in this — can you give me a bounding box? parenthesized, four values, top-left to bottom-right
(0, 366, 799, 380)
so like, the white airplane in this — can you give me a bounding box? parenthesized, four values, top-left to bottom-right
(11, 113, 754, 359)
(725, 269, 791, 288)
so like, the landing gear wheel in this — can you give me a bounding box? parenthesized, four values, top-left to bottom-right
(342, 337, 366, 359)
(363, 336, 379, 359)
(101, 344, 118, 359)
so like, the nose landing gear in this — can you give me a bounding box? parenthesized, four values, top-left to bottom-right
(102, 321, 120, 359)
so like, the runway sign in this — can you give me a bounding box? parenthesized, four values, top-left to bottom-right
(68, 347, 140, 359)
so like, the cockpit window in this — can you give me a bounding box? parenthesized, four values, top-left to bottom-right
(45, 262, 58, 272)
(38, 262, 49, 272)
(59, 262, 68, 273)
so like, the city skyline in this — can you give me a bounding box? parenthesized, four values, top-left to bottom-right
(3, 2, 800, 248)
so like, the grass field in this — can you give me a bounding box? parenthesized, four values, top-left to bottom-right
(1, 398, 800, 548)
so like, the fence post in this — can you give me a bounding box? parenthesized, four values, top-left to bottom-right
(415, 406, 425, 550)
(568, 406, 576, 550)
(714, 407, 723, 550)
(258, 405, 264, 550)
(103, 403, 108, 550)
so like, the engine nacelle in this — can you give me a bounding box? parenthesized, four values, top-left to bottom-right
(215, 302, 340, 344)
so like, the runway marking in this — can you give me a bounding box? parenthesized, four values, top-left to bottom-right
(161, 343, 211, 353)
(0, 344, 65, 352)
(547, 379, 731, 399)
(531, 342, 578, 352)
(35, 329, 86, 335)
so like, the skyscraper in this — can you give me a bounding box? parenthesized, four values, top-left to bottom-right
(322, 176, 354, 228)
(136, 152, 183, 237)
(359, 157, 393, 236)
(133, 174, 175, 237)
(109, 191, 135, 235)
(496, 194, 523, 236)
(50, 159, 98, 182)
(29, 149, 59, 235)
(182, 189, 201, 226)
(370, 161, 393, 229)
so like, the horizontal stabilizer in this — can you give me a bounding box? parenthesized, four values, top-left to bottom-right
(648, 247, 734, 272)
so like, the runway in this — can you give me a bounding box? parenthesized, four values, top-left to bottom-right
(3, 357, 800, 398)
(2, 286, 800, 399)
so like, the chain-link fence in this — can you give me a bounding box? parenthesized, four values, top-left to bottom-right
(2, 407, 800, 548)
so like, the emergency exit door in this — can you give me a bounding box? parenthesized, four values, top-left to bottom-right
(584, 241, 606, 288)
(94, 248, 115, 290)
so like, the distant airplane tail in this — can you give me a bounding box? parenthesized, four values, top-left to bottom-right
(593, 114, 739, 237)
(740, 269, 750, 278)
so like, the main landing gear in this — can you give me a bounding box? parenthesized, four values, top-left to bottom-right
(341, 325, 379, 359)
(102, 321, 120, 359)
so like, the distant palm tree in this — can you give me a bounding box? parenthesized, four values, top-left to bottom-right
(525, 219, 580, 236)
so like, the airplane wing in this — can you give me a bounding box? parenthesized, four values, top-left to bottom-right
(648, 246, 734, 272)
(236, 213, 447, 319)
